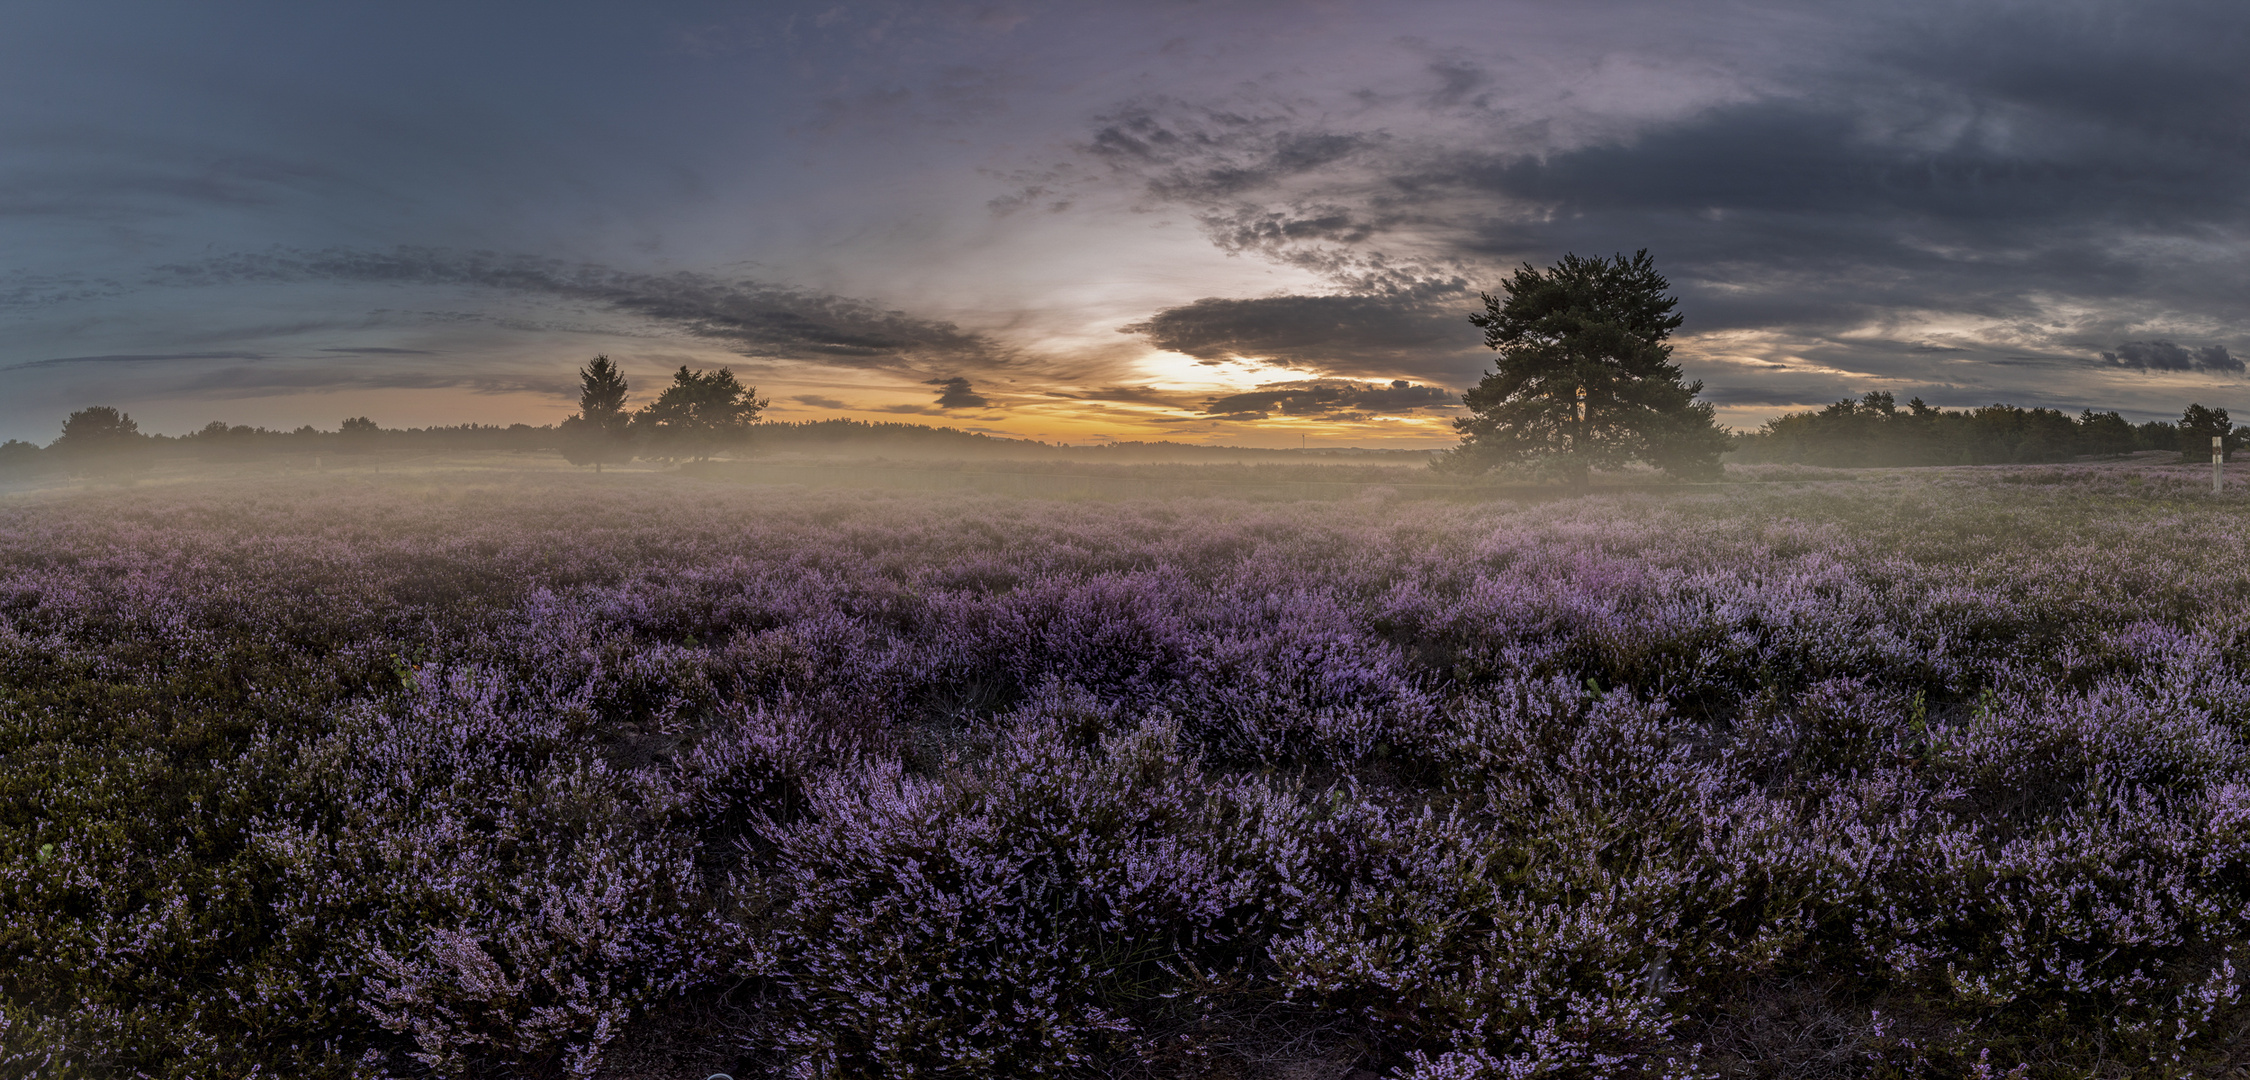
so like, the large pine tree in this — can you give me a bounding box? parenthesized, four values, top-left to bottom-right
(559, 355, 637, 471)
(1440, 250, 1729, 484)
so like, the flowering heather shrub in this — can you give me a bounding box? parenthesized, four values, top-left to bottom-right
(754, 693, 1321, 1076)
(1, 465, 2248, 1077)
(259, 665, 727, 1077)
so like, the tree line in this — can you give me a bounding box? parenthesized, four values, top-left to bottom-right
(0, 361, 770, 479)
(7, 312, 2240, 483)
(0, 408, 566, 479)
(1728, 393, 2240, 467)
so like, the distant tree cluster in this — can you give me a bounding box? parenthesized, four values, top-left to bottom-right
(1730, 392, 2241, 467)
(0, 358, 768, 481)
(0, 409, 561, 480)
(557, 357, 768, 469)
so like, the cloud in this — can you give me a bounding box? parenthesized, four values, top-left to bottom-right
(0, 151, 342, 224)
(1065, 385, 1192, 407)
(1696, 382, 1860, 408)
(164, 364, 568, 399)
(1086, 103, 1379, 203)
(156, 247, 1015, 372)
(1423, 59, 1493, 110)
(0, 271, 126, 309)
(2100, 341, 2246, 373)
(1197, 205, 1386, 255)
(321, 346, 435, 356)
(792, 393, 850, 409)
(1200, 379, 1455, 420)
(5, 350, 264, 371)
(927, 375, 991, 408)
(1122, 287, 1484, 384)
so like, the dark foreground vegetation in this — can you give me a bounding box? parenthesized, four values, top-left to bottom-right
(5, 460, 2250, 1079)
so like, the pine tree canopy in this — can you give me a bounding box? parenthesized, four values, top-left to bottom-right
(1443, 249, 1729, 483)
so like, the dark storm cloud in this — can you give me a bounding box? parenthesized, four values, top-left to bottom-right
(1200, 379, 1455, 420)
(2101, 341, 2246, 373)
(1419, 97, 2249, 334)
(1438, 99, 2233, 231)
(927, 376, 991, 409)
(1152, 92, 2242, 338)
(1121, 287, 1485, 384)
(158, 248, 1013, 371)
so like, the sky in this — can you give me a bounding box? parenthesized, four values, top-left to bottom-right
(3, 0, 2247, 447)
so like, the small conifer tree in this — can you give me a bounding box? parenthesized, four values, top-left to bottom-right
(560, 355, 637, 472)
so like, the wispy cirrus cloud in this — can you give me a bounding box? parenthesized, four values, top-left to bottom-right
(5, 350, 265, 371)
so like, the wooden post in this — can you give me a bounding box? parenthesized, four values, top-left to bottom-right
(2217, 435, 2225, 495)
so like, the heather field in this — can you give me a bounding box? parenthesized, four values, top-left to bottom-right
(7, 460, 2250, 1079)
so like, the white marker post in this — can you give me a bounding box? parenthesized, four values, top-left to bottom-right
(2217, 435, 2226, 495)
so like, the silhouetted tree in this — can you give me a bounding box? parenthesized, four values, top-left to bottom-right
(558, 355, 636, 472)
(51, 406, 151, 480)
(337, 416, 381, 454)
(0, 439, 45, 476)
(186, 420, 271, 461)
(1439, 250, 1728, 484)
(2178, 403, 2237, 462)
(2077, 409, 2139, 456)
(633, 365, 767, 463)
